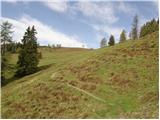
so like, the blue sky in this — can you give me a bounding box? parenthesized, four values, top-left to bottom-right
(1, 0, 159, 48)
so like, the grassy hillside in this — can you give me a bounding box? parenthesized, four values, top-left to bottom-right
(1, 32, 158, 118)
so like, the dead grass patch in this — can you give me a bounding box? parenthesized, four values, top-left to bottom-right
(10, 102, 26, 113)
(139, 91, 158, 104)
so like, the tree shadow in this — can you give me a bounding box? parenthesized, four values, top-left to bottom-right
(38, 63, 53, 71)
(1, 63, 54, 87)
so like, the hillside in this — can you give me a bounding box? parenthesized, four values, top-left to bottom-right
(1, 32, 159, 118)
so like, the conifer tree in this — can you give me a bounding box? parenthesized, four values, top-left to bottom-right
(16, 26, 39, 77)
(129, 32, 132, 39)
(140, 18, 159, 38)
(108, 35, 115, 46)
(1, 21, 13, 55)
(131, 14, 139, 40)
(100, 37, 107, 48)
(1, 21, 13, 84)
(119, 30, 126, 43)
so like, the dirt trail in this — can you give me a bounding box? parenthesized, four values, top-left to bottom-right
(51, 72, 113, 105)
(67, 83, 107, 103)
(50, 72, 57, 79)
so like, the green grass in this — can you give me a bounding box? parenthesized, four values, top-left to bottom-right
(1, 32, 159, 118)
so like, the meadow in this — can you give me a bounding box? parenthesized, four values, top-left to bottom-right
(1, 32, 159, 118)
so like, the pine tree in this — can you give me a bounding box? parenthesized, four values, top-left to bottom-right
(56, 44, 61, 48)
(6, 41, 16, 53)
(100, 37, 107, 48)
(1, 21, 13, 55)
(140, 18, 159, 38)
(131, 14, 139, 40)
(52, 44, 55, 48)
(157, 19, 159, 31)
(108, 35, 115, 46)
(52, 44, 56, 51)
(152, 18, 159, 32)
(48, 44, 51, 48)
(16, 26, 39, 77)
(140, 24, 145, 38)
(1, 21, 13, 84)
(129, 32, 132, 39)
(119, 30, 126, 43)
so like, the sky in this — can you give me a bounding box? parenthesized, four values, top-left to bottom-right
(1, 0, 159, 48)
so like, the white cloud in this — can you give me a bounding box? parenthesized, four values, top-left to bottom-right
(43, 1, 118, 24)
(43, 1, 68, 13)
(117, 2, 137, 16)
(1, 15, 87, 48)
(74, 2, 118, 24)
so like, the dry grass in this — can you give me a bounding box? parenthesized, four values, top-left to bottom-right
(2, 32, 159, 118)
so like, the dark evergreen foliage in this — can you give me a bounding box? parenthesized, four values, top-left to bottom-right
(140, 18, 159, 38)
(119, 30, 126, 43)
(108, 35, 115, 46)
(100, 37, 107, 48)
(1, 21, 13, 85)
(1, 21, 13, 55)
(16, 26, 39, 77)
(131, 14, 139, 40)
(57, 44, 61, 48)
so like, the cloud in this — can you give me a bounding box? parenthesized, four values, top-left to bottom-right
(152, 0, 159, 12)
(43, 1, 118, 24)
(42, 1, 143, 44)
(117, 2, 137, 16)
(43, 0, 68, 13)
(1, 15, 87, 48)
(73, 2, 118, 24)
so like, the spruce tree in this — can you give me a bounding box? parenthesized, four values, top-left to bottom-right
(119, 30, 126, 43)
(1, 21, 13, 84)
(100, 37, 107, 48)
(16, 26, 39, 77)
(1, 21, 13, 55)
(140, 24, 145, 38)
(140, 18, 159, 38)
(129, 32, 132, 39)
(108, 35, 115, 46)
(131, 14, 139, 40)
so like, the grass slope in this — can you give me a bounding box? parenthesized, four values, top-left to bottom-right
(1, 32, 159, 118)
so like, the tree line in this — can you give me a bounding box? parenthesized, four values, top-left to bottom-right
(100, 15, 159, 48)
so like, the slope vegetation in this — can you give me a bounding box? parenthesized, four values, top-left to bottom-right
(2, 32, 159, 118)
